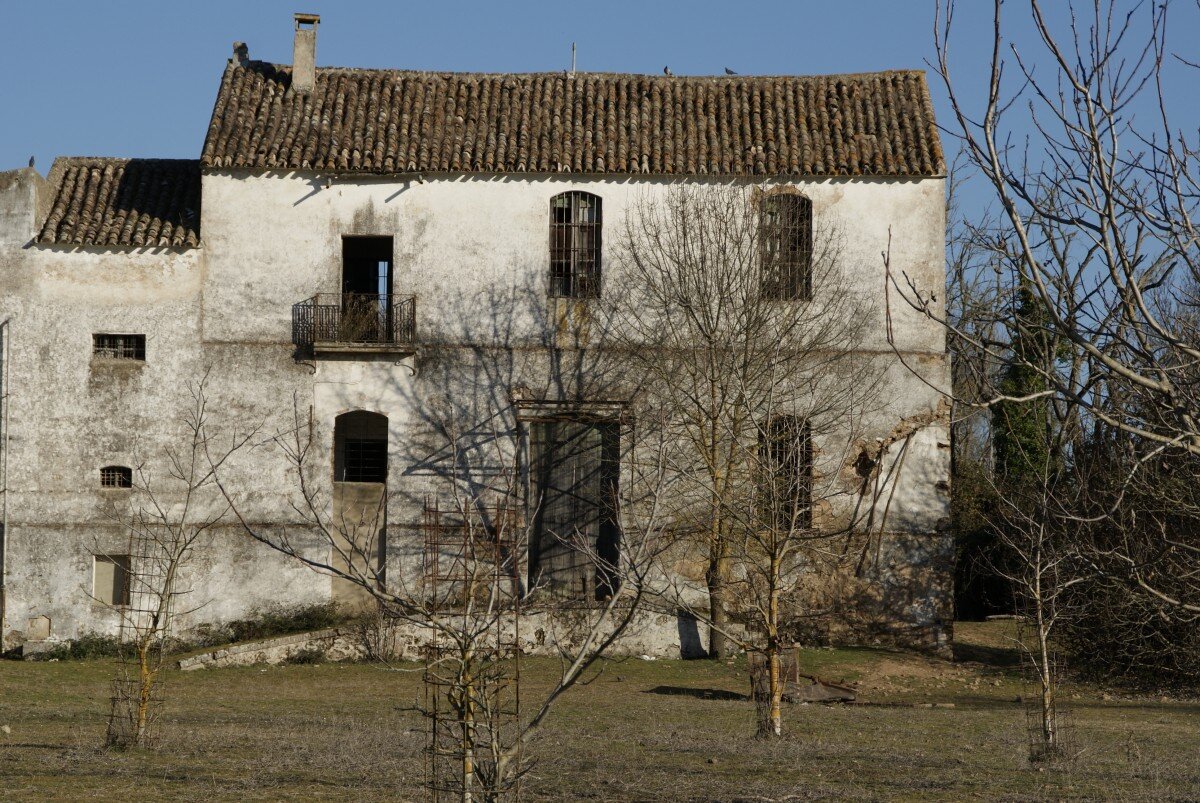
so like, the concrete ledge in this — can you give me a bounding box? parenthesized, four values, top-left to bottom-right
(175, 609, 708, 670)
(177, 628, 346, 670)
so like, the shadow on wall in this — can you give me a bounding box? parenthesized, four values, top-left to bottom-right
(677, 609, 707, 659)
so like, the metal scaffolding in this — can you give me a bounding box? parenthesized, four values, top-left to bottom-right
(422, 495, 523, 801)
(105, 523, 175, 748)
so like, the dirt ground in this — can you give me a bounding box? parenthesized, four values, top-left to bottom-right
(0, 622, 1196, 801)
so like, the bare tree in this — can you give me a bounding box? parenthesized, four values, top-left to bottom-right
(983, 417, 1084, 761)
(612, 184, 887, 734)
(101, 379, 254, 748)
(208, 394, 659, 800)
(894, 0, 1200, 622)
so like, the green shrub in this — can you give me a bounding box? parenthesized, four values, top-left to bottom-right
(227, 602, 347, 643)
(29, 633, 122, 661)
(284, 646, 327, 665)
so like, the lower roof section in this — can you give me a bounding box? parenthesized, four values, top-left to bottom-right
(37, 157, 201, 249)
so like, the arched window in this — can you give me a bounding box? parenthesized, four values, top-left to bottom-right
(334, 411, 388, 483)
(100, 466, 133, 489)
(760, 194, 813, 301)
(550, 191, 602, 298)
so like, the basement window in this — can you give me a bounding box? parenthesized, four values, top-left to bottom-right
(100, 466, 133, 489)
(93, 334, 146, 361)
(93, 555, 131, 607)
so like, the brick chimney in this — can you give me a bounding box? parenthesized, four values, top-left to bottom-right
(292, 13, 320, 94)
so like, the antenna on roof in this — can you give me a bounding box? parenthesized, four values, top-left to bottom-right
(571, 42, 576, 75)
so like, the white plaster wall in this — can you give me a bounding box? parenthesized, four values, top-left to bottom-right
(1, 168, 950, 647)
(200, 171, 945, 355)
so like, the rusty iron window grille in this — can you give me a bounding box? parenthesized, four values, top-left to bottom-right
(342, 437, 387, 483)
(100, 465, 133, 489)
(93, 334, 146, 361)
(759, 416, 813, 530)
(550, 191, 602, 298)
(760, 194, 813, 301)
(527, 418, 621, 601)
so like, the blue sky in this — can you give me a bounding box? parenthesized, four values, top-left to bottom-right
(0, 1, 965, 169)
(1, 0, 1193, 209)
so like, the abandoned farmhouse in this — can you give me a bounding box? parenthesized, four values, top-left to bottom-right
(0, 15, 951, 654)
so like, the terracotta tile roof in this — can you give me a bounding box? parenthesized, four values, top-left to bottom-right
(37, 158, 201, 248)
(202, 62, 944, 178)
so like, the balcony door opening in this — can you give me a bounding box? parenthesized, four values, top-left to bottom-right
(342, 237, 393, 342)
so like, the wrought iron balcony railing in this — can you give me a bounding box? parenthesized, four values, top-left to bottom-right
(292, 293, 416, 351)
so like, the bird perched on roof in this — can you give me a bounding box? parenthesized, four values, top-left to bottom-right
(663, 65, 672, 76)
(724, 67, 737, 75)
(28, 155, 35, 168)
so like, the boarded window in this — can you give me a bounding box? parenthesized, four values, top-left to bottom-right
(93, 555, 131, 606)
(334, 410, 388, 483)
(760, 416, 813, 530)
(528, 418, 620, 599)
(93, 334, 146, 361)
(549, 192, 602, 298)
(100, 466, 133, 488)
(760, 194, 813, 301)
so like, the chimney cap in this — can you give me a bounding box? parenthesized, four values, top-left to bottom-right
(294, 12, 320, 28)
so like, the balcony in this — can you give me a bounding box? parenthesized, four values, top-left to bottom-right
(292, 293, 417, 356)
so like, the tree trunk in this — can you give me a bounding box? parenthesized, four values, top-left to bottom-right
(706, 548, 733, 659)
(758, 572, 783, 739)
(134, 639, 154, 747)
(1035, 602, 1058, 758)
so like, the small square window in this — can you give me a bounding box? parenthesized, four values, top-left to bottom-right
(100, 466, 133, 489)
(93, 334, 146, 361)
(93, 555, 131, 606)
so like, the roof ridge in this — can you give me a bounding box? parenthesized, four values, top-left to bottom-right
(50, 156, 201, 164)
(239, 60, 930, 82)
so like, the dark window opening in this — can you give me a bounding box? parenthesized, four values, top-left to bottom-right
(341, 237, 394, 342)
(760, 416, 813, 530)
(550, 192, 602, 298)
(93, 334, 146, 361)
(528, 418, 620, 600)
(334, 410, 388, 483)
(760, 194, 813, 301)
(100, 466, 133, 489)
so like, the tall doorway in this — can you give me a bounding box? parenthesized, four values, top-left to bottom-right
(341, 237, 393, 342)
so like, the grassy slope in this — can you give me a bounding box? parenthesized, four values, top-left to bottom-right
(0, 623, 1196, 801)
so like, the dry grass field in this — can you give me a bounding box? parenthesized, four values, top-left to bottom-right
(1, 623, 1196, 801)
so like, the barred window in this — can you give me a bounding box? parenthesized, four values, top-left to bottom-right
(100, 466, 133, 489)
(760, 416, 813, 530)
(760, 194, 813, 301)
(527, 418, 621, 600)
(334, 410, 388, 483)
(550, 192, 602, 298)
(93, 334, 146, 361)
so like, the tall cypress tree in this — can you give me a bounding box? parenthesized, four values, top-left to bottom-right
(993, 279, 1058, 488)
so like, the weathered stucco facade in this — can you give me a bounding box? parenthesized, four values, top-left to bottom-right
(0, 19, 951, 653)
